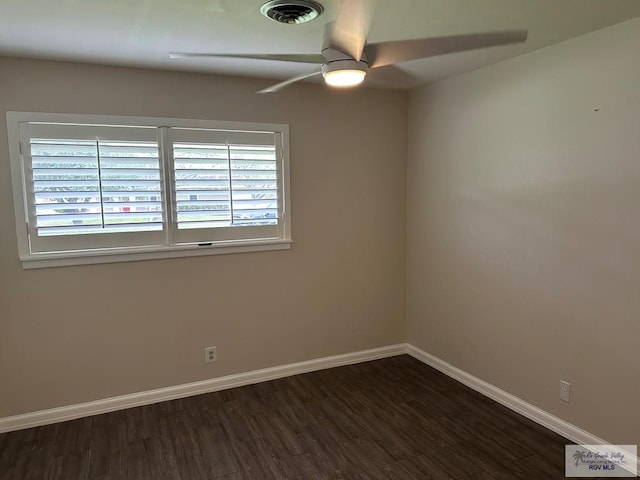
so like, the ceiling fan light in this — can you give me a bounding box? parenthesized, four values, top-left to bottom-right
(323, 69, 367, 87)
(321, 59, 369, 88)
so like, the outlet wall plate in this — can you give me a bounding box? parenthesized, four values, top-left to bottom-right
(205, 346, 217, 364)
(560, 380, 571, 403)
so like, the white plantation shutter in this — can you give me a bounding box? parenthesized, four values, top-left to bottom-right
(170, 128, 283, 244)
(24, 124, 165, 253)
(229, 144, 279, 226)
(8, 113, 290, 267)
(173, 143, 232, 229)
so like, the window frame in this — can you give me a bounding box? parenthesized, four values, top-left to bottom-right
(7, 111, 292, 269)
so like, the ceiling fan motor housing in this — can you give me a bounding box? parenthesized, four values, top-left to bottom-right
(260, 0, 324, 24)
(321, 59, 369, 76)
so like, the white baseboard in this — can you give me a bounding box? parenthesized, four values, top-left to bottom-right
(407, 344, 639, 475)
(0, 344, 407, 434)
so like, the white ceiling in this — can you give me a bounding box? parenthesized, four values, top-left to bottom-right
(1, 0, 640, 89)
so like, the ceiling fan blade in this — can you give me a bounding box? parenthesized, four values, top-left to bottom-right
(365, 30, 528, 68)
(257, 70, 322, 94)
(169, 52, 326, 64)
(325, 0, 374, 60)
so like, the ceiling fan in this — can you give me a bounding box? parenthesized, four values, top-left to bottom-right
(170, 0, 528, 93)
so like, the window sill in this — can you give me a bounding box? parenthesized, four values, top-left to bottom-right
(20, 239, 292, 269)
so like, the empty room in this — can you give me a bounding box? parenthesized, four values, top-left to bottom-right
(0, 0, 639, 478)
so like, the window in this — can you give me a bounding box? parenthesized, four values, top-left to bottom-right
(7, 112, 291, 268)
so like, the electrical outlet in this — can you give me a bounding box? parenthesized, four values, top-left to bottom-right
(560, 380, 571, 403)
(205, 346, 217, 364)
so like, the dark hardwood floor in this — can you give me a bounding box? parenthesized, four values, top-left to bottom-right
(0, 355, 583, 479)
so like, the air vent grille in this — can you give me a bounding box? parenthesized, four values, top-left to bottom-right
(260, 0, 324, 25)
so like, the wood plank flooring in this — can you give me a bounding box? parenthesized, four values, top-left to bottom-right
(0, 355, 585, 479)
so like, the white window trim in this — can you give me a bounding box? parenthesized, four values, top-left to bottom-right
(7, 111, 292, 269)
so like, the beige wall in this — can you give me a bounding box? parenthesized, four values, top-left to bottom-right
(0, 57, 407, 417)
(408, 17, 640, 444)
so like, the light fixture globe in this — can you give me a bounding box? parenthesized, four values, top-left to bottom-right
(321, 60, 368, 87)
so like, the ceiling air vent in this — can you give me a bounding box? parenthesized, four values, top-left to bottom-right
(260, 0, 324, 25)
